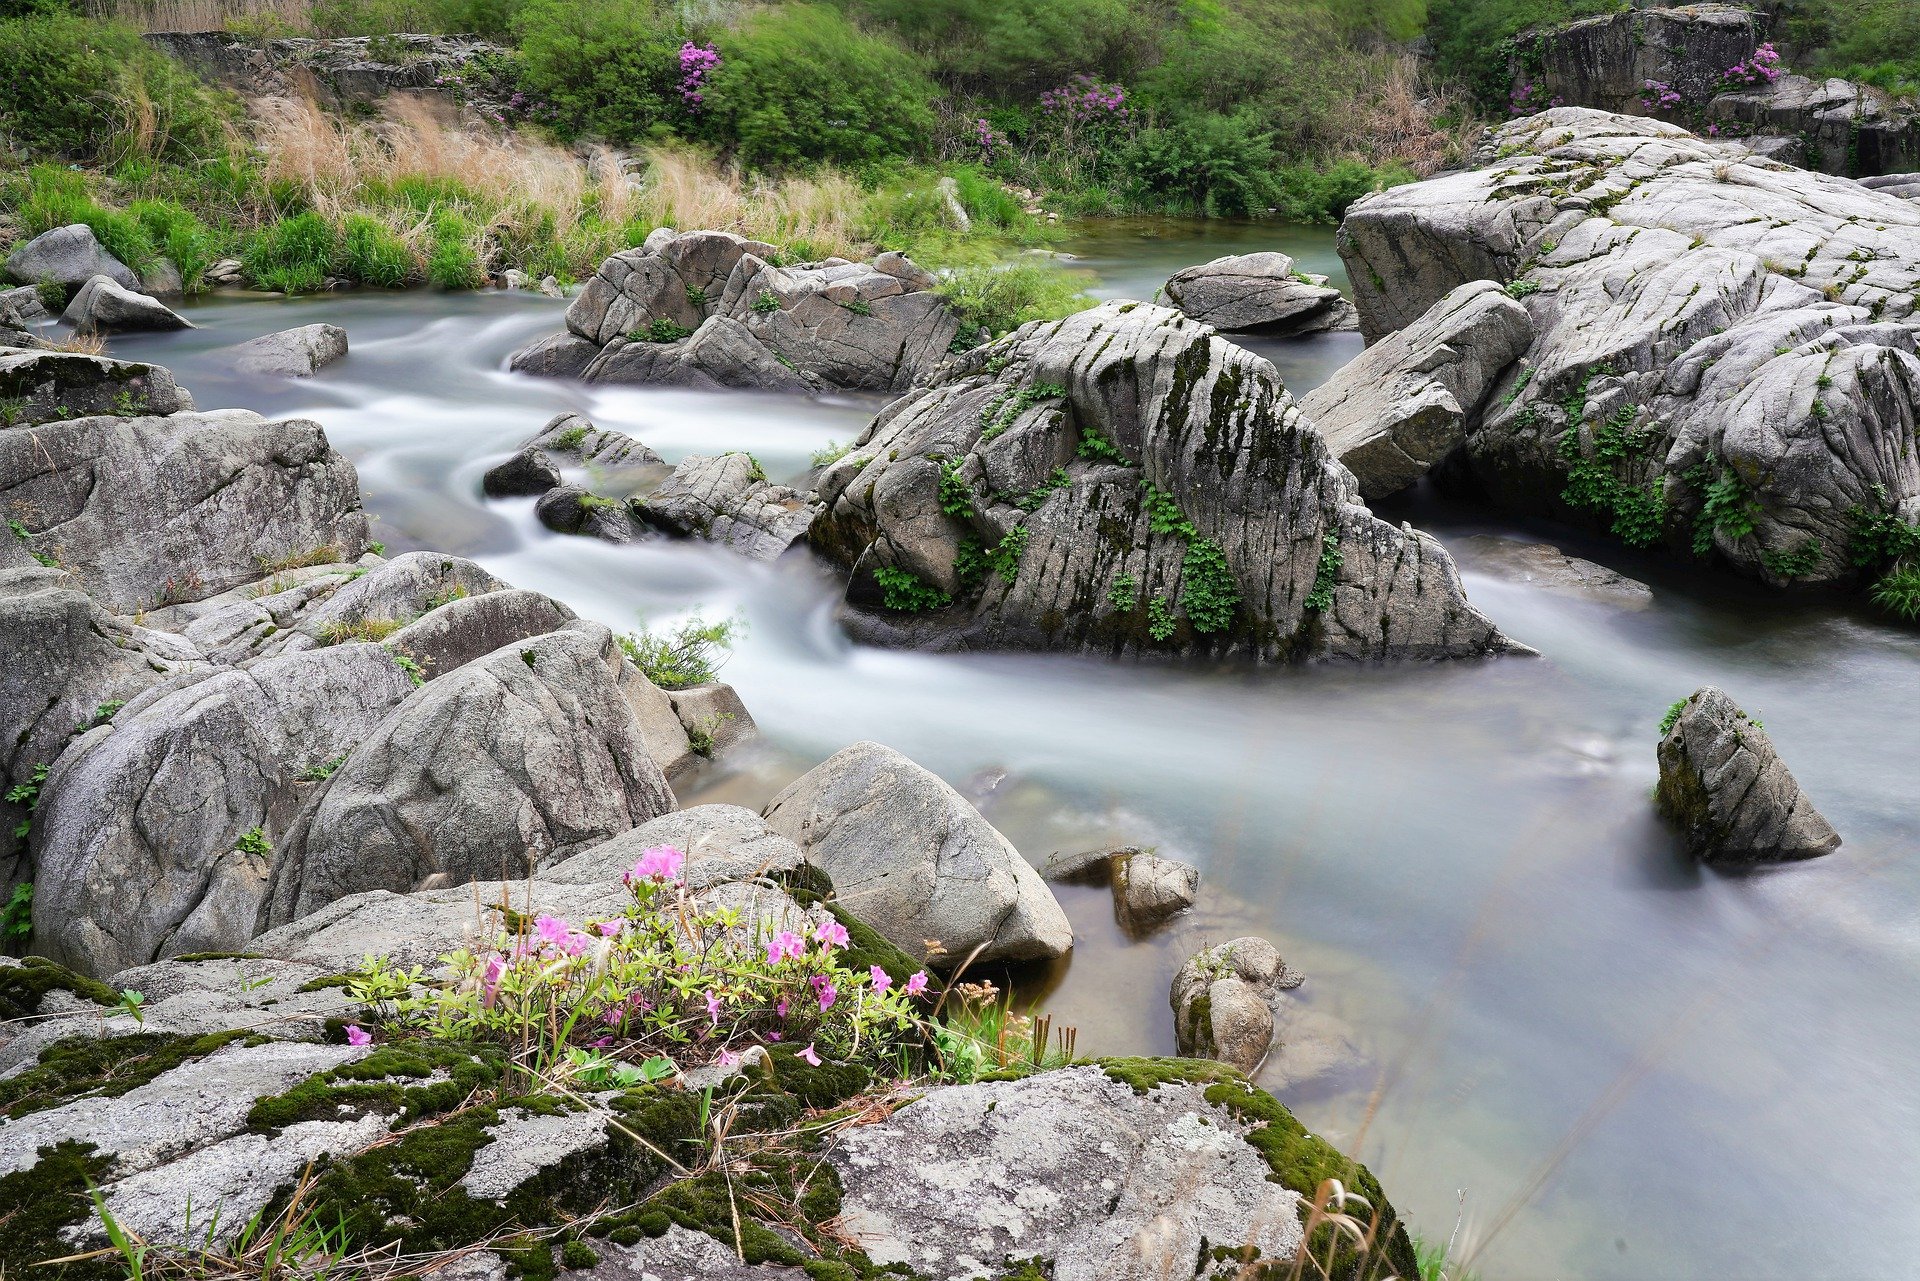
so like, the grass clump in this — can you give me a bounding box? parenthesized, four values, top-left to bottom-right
(242, 211, 339, 295)
(935, 261, 1095, 338)
(616, 613, 737, 690)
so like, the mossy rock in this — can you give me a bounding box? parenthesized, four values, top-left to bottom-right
(0, 1029, 245, 1120)
(0, 956, 118, 1022)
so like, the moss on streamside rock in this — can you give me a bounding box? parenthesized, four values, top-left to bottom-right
(0, 956, 118, 1022)
(1100, 1056, 1419, 1281)
(0, 1029, 246, 1119)
(0, 1141, 117, 1281)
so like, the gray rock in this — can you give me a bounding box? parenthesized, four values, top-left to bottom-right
(1300, 281, 1533, 501)
(635, 452, 821, 561)
(1451, 535, 1652, 607)
(616, 660, 698, 779)
(812, 300, 1517, 662)
(0, 408, 370, 613)
(1170, 937, 1304, 1073)
(761, 741, 1072, 967)
(513, 231, 956, 393)
(828, 1064, 1303, 1280)
(63, 275, 194, 334)
(535, 485, 644, 541)
(482, 447, 562, 497)
(461, 1104, 613, 1201)
(263, 623, 676, 927)
(381, 587, 576, 680)
(1708, 74, 1920, 178)
(0, 567, 202, 879)
(668, 682, 757, 760)
(1161, 251, 1357, 335)
(1, 285, 52, 324)
(1503, 5, 1758, 119)
(224, 324, 348, 377)
(30, 642, 419, 974)
(1042, 844, 1140, 884)
(0, 346, 192, 425)
(1110, 849, 1198, 932)
(577, 1227, 808, 1281)
(526, 412, 667, 494)
(4, 225, 140, 293)
(1342, 108, 1920, 588)
(140, 257, 185, 298)
(1655, 686, 1841, 864)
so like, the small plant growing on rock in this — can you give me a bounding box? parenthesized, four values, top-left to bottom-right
(7, 763, 49, 841)
(235, 827, 271, 858)
(809, 439, 852, 467)
(629, 318, 696, 344)
(752, 289, 781, 315)
(874, 565, 951, 613)
(617, 613, 738, 689)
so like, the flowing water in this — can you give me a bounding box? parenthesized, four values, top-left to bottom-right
(93, 221, 1920, 1280)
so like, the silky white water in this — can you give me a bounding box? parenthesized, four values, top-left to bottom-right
(100, 222, 1920, 1280)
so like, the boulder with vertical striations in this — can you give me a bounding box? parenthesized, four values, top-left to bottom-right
(1654, 686, 1841, 864)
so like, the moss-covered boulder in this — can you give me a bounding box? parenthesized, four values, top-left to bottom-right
(810, 300, 1515, 664)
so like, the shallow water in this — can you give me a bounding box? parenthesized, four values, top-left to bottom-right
(95, 224, 1920, 1281)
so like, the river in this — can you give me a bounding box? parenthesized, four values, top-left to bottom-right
(97, 221, 1920, 1281)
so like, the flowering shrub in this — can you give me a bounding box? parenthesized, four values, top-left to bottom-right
(346, 843, 931, 1087)
(972, 116, 1010, 162)
(1722, 43, 1784, 89)
(678, 42, 719, 111)
(1038, 74, 1130, 127)
(1639, 79, 1683, 114)
(1508, 80, 1563, 116)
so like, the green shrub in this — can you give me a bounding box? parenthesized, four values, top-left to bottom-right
(933, 260, 1094, 337)
(700, 5, 938, 169)
(339, 214, 417, 287)
(426, 210, 484, 290)
(0, 14, 231, 166)
(510, 0, 682, 146)
(15, 165, 159, 271)
(1871, 562, 1920, 622)
(1124, 112, 1283, 218)
(243, 212, 338, 295)
(128, 199, 220, 292)
(616, 614, 737, 690)
(1271, 159, 1415, 224)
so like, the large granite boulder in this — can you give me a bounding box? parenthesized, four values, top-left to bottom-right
(1504, 5, 1759, 119)
(222, 323, 348, 376)
(762, 740, 1072, 967)
(1708, 75, 1920, 178)
(29, 643, 418, 975)
(510, 230, 958, 393)
(811, 299, 1516, 662)
(1654, 686, 1841, 864)
(62, 275, 193, 334)
(635, 452, 821, 561)
(0, 347, 192, 425)
(262, 622, 676, 928)
(1300, 281, 1533, 500)
(1341, 108, 1920, 590)
(0, 408, 370, 613)
(1160, 251, 1357, 335)
(3, 224, 140, 293)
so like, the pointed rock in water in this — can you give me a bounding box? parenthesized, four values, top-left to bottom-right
(1160, 250, 1358, 335)
(224, 323, 348, 377)
(482, 447, 562, 497)
(1110, 848, 1199, 933)
(62, 274, 193, 334)
(1655, 686, 1840, 864)
(512, 229, 957, 392)
(762, 740, 1072, 967)
(811, 299, 1515, 662)
(1299, 280, 1533, 501)
(262, 622, 677, 929)
(1339, 108, 1920, 588)
(635, 451, 821, 562)
(4, 224, 140, 294)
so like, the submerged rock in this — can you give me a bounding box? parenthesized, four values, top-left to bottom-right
(3, 224, 140, 294)
(762, 740, 1073, 967)
(1451, 535, 1652, 607)
(534, 485, 645, 541)
(62, 275, 193, 334)
(0, 346, 192, 424)
(1654, 686, 1841, 864)
(1170, 936, 1305, 1073)
(811, 299, 1516, 662)
(224, 323, 348, 376)
(510, 230, 958, 393)
(0, 408, 370, 613)
(635, 452, 821, 561)
(1161, 251, 1357, 335)
(1341, 108, 1920, 590)
(1300, 280, 1532, 501)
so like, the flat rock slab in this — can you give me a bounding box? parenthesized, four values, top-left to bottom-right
(224, 323, 348, 376)
(1452, 535, 1652, 607)
(1161, 251, 1356, 335)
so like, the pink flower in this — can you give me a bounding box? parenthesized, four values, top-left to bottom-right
(345, 1025, 371, 1047)
(596, 920, 625, 937)
(869, 965, 892, 992)
(904, 971, 929, 997)
(811, 975, 837, 1012)
(705, 989, 723, 1024)
(716, 1048, 741, 1068)
(797, 1043, 821, 1066)
(765, 930, 806, 965)
(814, 919, 849, 950)
(535, 913, 571, 946)
(625, 844, 686, 885)
(776, 997, 788, 1019)
(481, 954, 506, 1007)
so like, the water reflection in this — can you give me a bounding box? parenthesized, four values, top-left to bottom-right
(88, 225, 1920, 1281)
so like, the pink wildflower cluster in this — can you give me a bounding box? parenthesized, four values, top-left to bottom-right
(1722, 43, 1783, 89)
(1509, 81, 1565, 116)
(1039, 74, 1129, 125)
(679, 42, 720, 110)
(973, 117, 1009, 161)
(1640, 79, 1684, 113)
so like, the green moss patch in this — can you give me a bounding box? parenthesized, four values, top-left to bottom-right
(0, 1030, 244, 1120)
(0, 956, 118, 1022)
(246, 1042, 501, 1134)
(0, 1140, 116, 1280)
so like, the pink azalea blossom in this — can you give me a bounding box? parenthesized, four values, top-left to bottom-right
(535, 914, 571, 947)
(811, 974, 837, 1012)
(765, 930, 806, 964)
(869, 965, 892, 992)
(814, 919, 850, 950)
(716, 1048, 741, 1068)
(705, 989, 723, 1024)
(776, 997, 789, 1019)
(904, 971, 929, 997)
(625, 844, 686, 885)
(798, 1042, 821, 1066)
(345, 1025, 372, 1047)
(596, 920, 625, 937)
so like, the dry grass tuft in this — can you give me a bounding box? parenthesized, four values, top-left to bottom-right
(626, 144, 868, 259)
(1332, 54, 1484, 178)
(84, 0, 317, 33)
